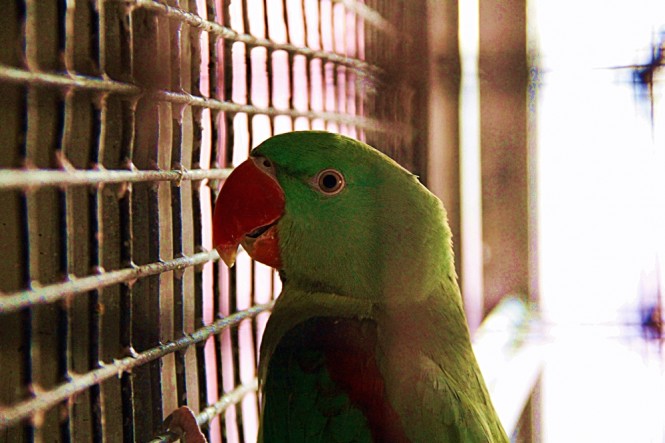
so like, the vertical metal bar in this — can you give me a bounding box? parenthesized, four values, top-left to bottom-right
(25, 0, 67, 441)
(320, 0, 337, 133)
(264, 7, 278, 136)
(213, 0, 241, 440)
(217, 0, 233, 170)
(129, 7, 163, 439)
(98, 2, 133, 441)
(176, 0, 202, 418)
(388, 2, 396, 156)
(100, 0, 132, 83)
(282, 0, 297, 132)
(128, 106, 162, 441)
(371, 0, 383, 152)
(25, 0, 62, 72)
(343, 2, 357, 138)
(254, 0, 279, 405)
(97, 94, 131, 443)
(407, 1, 428, 175)
(385, 0, 394, 156)
(285, 0, 310, 131)
(304, 0, 324, 130)
(383, 0, 392, 154)
(25, 60, 67, 443)
(188, 8, 214, 434)
(64, 0, 97, 76)
(156, 0, 179, 421)
(196, 1, 225, 440)
(63, 1, 100, 440)
(362, 0, 375, 146)
(369, 0, 384, 154)
(0, 135, 29, 443)
(261, 0, 289, 346)
(332, 1, 346, 134)
(355, 0, 364, 141)
(241, 0, 254, 152)
(62, 87, 97, 443)
(243, 0, 299, 437)
(235, 3, 259, 440)
(265, 0, 291, 135)
(228, 0, 249, 169)
(170, 0, 186, 414)
(0, 2, 29, 442)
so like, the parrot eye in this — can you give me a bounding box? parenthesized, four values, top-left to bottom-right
(314, 169, 345, 195)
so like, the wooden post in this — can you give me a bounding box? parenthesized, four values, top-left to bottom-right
(479, 0, 530, 312)
(427, 0, 462, 281)
(478, 2, 540, 440)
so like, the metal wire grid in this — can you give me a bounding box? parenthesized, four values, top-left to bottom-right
(0, 0, 426, 441)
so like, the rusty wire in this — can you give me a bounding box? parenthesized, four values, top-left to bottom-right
(0, 63, 140, 93)
(0, 302, 274, 431)
(332, 0, 400, 38)
(0, 250, 219, 313)
(0, 65, 410, 138)
(0, 167, 231, 190)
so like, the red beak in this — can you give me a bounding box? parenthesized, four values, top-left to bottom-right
(212, 157, 285, 268)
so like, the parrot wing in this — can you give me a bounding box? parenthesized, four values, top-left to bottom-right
(408, 356, 506, 442)
(377, 291, 509, 443)
(259, 317, 374, 443)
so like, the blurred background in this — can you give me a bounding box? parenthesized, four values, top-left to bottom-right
(0, 0, 663, 442)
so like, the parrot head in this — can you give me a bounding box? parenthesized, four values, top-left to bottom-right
(212, 131, 451, 300)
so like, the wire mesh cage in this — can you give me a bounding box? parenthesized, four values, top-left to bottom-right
(0, 0, 429, 441)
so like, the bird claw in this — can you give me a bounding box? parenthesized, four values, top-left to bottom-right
(162, 406, 207, 443)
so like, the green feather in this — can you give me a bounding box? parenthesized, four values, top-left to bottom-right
(254, 131, 508, 442)
(261, 318, 373, 443)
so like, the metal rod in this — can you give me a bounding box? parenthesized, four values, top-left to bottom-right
(0, 251, 219, 314)
(151, 87, 406, 133)
(332, 0, 399, 38)
(0, 63, 140, 93)
(0, 167, 232, 190)
(0, 302, 274, 430)
(196, 379, 259, 427)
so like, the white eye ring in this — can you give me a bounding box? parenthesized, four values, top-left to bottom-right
(314, 169, 345, 195)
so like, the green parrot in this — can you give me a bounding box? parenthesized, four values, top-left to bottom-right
(212, 131, 509, 442)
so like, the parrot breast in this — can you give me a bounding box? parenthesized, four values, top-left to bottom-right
(263, 317, 411, 442)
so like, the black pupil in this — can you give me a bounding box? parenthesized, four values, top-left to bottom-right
(262, 159, 272, 168)
(321, 173, 339, 190)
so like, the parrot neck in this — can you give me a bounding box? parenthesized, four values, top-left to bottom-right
(374, 281, 495, 434)
(379, 277, 478, 370)
(259, 286, 375, 385)
(260, 275, 478, 397)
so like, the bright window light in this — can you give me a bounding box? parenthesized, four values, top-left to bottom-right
(533, 0, 665, 441)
